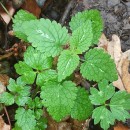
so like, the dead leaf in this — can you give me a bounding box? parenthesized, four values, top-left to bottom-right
(0, 2, 15, 24)
(0, 116, 10, 130)
(107, 35, 122, 67)
(0, 74, 9, 86)
(21, 0, 41, 18)
(114, 122, 129, 130)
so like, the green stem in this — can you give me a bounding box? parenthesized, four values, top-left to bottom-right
(0, 2, 13, 20)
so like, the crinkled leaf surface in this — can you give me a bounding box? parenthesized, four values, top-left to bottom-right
(71, 87, 93, 120)
(21, 19, 69, 57)
(40, 81, 77, 121)
(15, 96, 30, 106)
(110, 91, 130, 121)
(24, 46, 53, 70)
(8, 78, 30, 96)
(57, 50, 79, 81)
(6, 78, 31, 106)
(89, 80, 115, 105)
(13, 9, 36, 41)
(92, 106, 115, 130)
(89, 80, 130, 130)
(13, 123, 22, 130)
(36, 69, 57, 86)
(34, 109, 43, 120)
(15, 108, 36, 130)
(15, 61, 36, 84)
(69, 20, 93, 53)
(80, 48, 118, 82)
(69, 9, 103, 44)
(0, 92, 14, 105)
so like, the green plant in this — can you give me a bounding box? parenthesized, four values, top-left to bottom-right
(0, 9, 130, 130)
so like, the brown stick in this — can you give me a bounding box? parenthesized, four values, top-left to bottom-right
(59, 0, 75, 26)
(0, 52, 13, 61)
(3, 106, 12, 130)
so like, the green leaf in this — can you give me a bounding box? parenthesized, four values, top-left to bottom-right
(34, 109, 43, 120)
(110, 91, 130, 121)
(69, 20, 93, 53)
(92, 106, 115, 130)
(24, 46, 53, 70)
(13, 9, 36, 41)
(80, 48, 118, 82)
(15, 96, 30, 106)
(40, 81, 77, 121)
(36, 69, 58, 86)
(57, 50, 79, 81)
(34, 117, 47, 130)
(15, 107, 36, 130)
(34, 97, 43, 108)
(0, 92, 14, 105)
(89, 81, 130, 130)
(71, 87, 93, 120)
(69, 9, 103, 44)
(89, 80, 115, 105)
(8, 78, 30, 96)
(21, 19, 69, 57)
(15, 61, 36, 84)
(13, 123, 22, 130)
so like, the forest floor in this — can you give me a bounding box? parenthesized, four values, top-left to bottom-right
(0, 0, 130, 130)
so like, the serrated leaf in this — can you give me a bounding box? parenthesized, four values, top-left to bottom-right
(24, 46, 53, 70)
(15, 61, 36, 84)
(69, 20, 93, 53)
(34, 97, 43, 108)
(58, 50, 79, 81)
(36, 69, 57, 86)
(80, 48, 118, 82)
(8, 78, 30, 97)
(34, 109, 43, 120)
(13, 9, 36, 41)
(21, 19, 69, 57)
(110, 91, 130, 121)
(15, 108, 36, 130)
(89, 80, 115, 105)
(0, 92, 14, 105)
(40, 81, 77, 121)
(13, 123, 22, 130)
(69, 9, 103, 44)
(15, 96, 30, 106)
(33, 117, 47, 130)
(92, 106, 115, 130)
(71, 87, 93, 120)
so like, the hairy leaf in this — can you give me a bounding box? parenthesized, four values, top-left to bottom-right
(15, 108, 36, 130)
(92, 106, 115, 130)
(40, 81, 77, 121)
(89, 80, 115, 105)
(13, 9, 36, 41)
(0, 92, 14, 105)
(15, 61, 36, 84)
(71, 87, 93, 120)
(24, 46, 53, 70)
(80, 48, 118, 82)
(69, 20, 93, 53)
(36, 69, 57, 86)
(57, 50, 79, 81)
(90, 80, 130, 130)
(69, 9, 103, 44)
(21, 19, 69, 57)
(110, 91, 130, 121)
